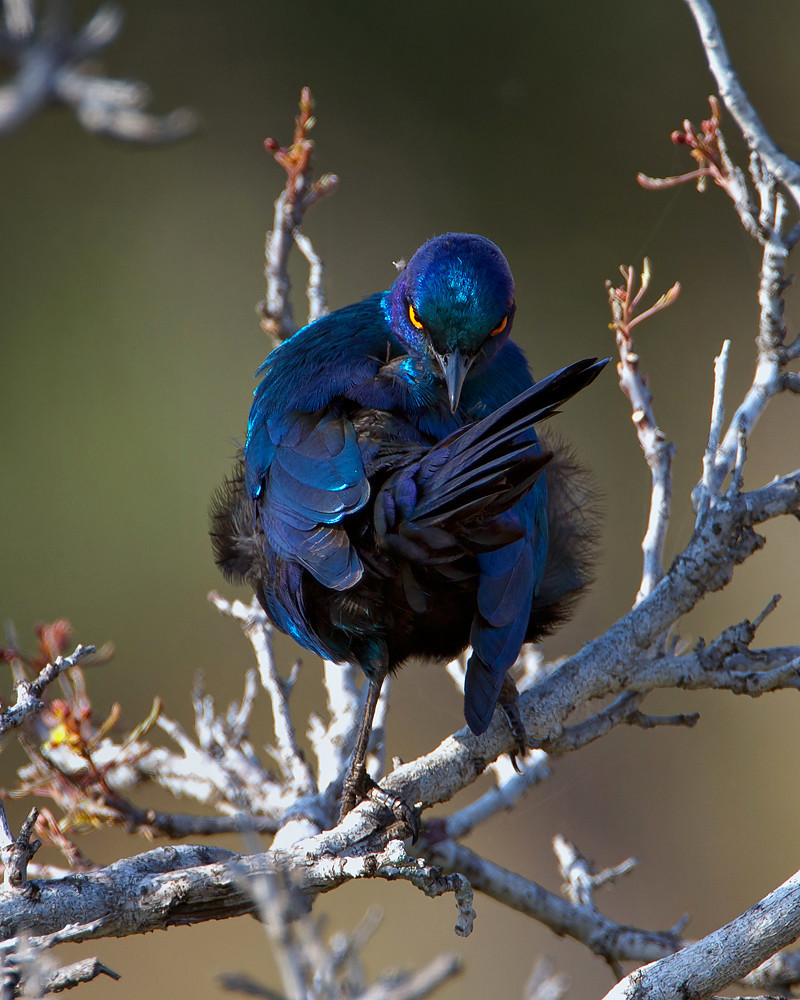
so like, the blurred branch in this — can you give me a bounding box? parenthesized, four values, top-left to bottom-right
(39, 957, 120, 994)
(0, 946, 119, 998)
(524, 959, 571, 1000)
(553, 835, 637, 909)
(0, 0, 197, 140)
(0, 805, 40, 889)
(225, 856, 462, 1000)
(743, 947, 800, 989)
(0, 642, 95, 739)
(221, 933, 459, 1000)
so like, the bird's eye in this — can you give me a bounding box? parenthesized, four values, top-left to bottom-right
(489, 315, 508, 337)
(408, 303, 424, 330)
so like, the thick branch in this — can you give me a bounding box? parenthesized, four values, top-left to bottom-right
(0, 838, 471, 942)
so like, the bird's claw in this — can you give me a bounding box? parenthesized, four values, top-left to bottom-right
(499, 675, 528, 767)
(364, 777, 421, 843)
(339, 770, 420, 843)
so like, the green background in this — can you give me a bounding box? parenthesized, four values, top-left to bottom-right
(2, 2, 800, 996)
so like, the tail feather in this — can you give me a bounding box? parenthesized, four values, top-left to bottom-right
(410, 358, 608, 528)
(528, 434, 601, 639)
(464, 654, 505, 735)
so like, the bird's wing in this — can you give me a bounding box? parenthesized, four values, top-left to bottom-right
(243, 294, 400, 592)
(248, 408, 369, 590)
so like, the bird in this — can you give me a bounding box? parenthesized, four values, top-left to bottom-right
(211, 232, 606, 822)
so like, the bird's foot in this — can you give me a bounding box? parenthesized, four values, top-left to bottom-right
(339, 768, 420, 842)
(498, 675, 528, 770)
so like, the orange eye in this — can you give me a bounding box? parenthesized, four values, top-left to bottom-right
(408, 303, 424, 330)
(490, 315, 508, 336)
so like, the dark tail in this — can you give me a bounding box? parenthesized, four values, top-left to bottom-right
(409, 357, 608, 529)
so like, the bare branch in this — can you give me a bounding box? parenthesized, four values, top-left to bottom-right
(0, 838, 474, 944)
(699, 221, 793, 502)
(695, 340, 730, 523)
(258, 88, 338, 342)
(308, 659, 362, 801)
(439, 750, 550, 842)
(553, 835, 638, 910)
(220, 595, 316, 796)
(207, 592, 320, 822)
(293, 231, 329, 325)
(606, 261, 679, 603)
(538, 691, 697, 755)
(604, 867, 800, 999)
(638, 97, 760, 238)
(424, 839, 682, 966)
(524, 959, 570, 1000)
(682, 0, 800, 213)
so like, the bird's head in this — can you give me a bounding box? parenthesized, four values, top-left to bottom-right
(389, 233, 516, 411)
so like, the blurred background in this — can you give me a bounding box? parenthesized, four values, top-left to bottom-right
(1, 1, 800, 996)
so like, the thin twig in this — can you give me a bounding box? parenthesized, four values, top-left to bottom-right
(606, 261, 679, 604)
(259, 88, 338, 342)
(695, 339, 730, 522)
(553, 835, 638, 910)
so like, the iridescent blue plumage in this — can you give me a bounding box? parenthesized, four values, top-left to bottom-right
(212, 233, 605, 750)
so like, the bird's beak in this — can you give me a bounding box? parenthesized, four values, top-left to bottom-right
(434, 348, 474, 412)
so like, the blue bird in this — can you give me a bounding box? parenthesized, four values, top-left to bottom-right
(212, 233, 606, 821)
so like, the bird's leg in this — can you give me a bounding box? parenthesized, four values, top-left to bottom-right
(339, 673, 420, 840)
(498, 673, 527, 771)
(339, 674, 384, 820)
